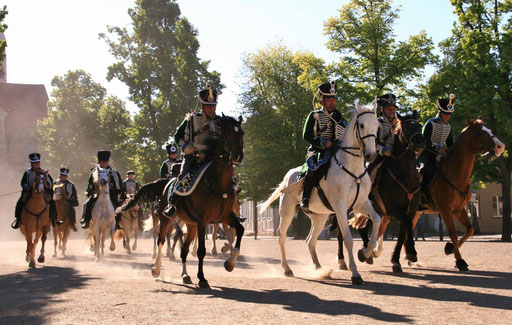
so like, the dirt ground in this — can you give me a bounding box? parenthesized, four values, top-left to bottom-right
(0, 234, 511, 325)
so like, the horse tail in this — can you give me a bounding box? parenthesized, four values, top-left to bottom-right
(143, 217, 154, 232)
(113, 229, 124, 241)
(257, 176, 288, 214)
(115, 178, 169, 219)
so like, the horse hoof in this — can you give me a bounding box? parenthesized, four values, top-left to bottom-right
(406, 253, 418, 263)
(284, 269, 294, 277)
(357, 249, 366, 262)
(221, 243, 230, 254)
(198, 280, 210, 289)
(38, 256, 45, 263)
(224, 260, 235, 272)
(210, 248, 217, 256)
(132, 245, 137, 251)
(444, 242, 454, 255)
(366, 255, 374, 265)
(338, 259, 348, 271)
(89, 246, 94, 252)
(456, 259, 469, 271)
(182, 275, 193, 284)
(351, 276, 364, 285)
(29, 261, 35, 268)
(109, 243, 115, 251)
(151, 267, 160, 278)
(392, 263, 403, 273)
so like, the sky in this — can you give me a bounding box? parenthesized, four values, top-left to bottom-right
(1, 0, 457, 116)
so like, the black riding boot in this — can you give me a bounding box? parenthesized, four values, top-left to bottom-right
(11, 198, 24, 229)
(49, 199, 63, 227)
(163, 191, 180, 217)
(301, 169, 317, 209)
(164, 155, 194, 217)
(110, 193, 123, 230)
(80, 196, 96, 229)
(68, 204, 77, 231)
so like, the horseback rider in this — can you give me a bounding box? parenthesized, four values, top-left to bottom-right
(368, 93, 400, 179)
(11, 152, 62, 229)
(54, 167, 79, 232)
(418, 94, 455, 191)
(164, 85, 221, 216)
(159, 143, 181, 179)
(80, 150, 124, 229)
(123, 170, 141, 198)
(301, 81, 347, 209)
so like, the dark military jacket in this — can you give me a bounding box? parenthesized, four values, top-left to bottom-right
(159, 158, 181, 179)
(303, 108, 347, 154)
(174, 112, 221, 156)
(422, 114, 454, 155)
(54, 179, 79, 207)
(85, 165, 124, 198)
(21, 168, 54, 194)
(123, 178, 141, 195)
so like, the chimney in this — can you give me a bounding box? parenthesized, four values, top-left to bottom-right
(0, 32, 5, 82)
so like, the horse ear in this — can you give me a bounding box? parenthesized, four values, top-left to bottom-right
(238, 115, 243, 123)
(411, 110, 418, 119)
(222, 112, 225, 118)
(371, 99, 378, 112)
(476, 115, 484, 123)
(465, 118, 475, 125)
(354, 99, 361, 112)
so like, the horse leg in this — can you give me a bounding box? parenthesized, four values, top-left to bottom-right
(391, 222, 407, 273)
(224, 217, 244, 272)
(38, 227, 48, 263)
(336, 228, 348, 270)
(53, 228, 58, 257)
(151, 216, 173, 278)
(439, 207, 469, 271)
(62, 227, 70, 257)
(374, 216, 390, 258)
(126, 230, 132, 255)
(354, 200, 381, 262)
(166, 223, 172, 258)
(180, 224, 197, 284)
(306, 213, 329, 270)
(132, 220, 138, 251)
(152, 218, 158, 259)
(278, 195, 297, 277)
(210, 223, 219, 256)
(357, 223, 373, 264)
(191, 234, 198, 257)
(221, 223, 233, 254)
(196, 224, 209, 289)
(402, 216, 418, 263)
(333, 206, 362, 284)
(453, 208, 474, 249)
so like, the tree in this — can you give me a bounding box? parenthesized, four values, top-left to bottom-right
(0, 5, 7, 68)
(101, 0, 222, 179)
(324, 0, 437, 105)
(238, 43, 315, 201)
(417, 0, 512, 241)
(37, 70, 131, 192)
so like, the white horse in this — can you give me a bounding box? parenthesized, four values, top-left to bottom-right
(258, 100, 381, 285)
(88, 169, 115, 262)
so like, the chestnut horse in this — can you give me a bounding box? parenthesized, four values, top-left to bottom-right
(112, 194, 140, 255)
(52, 182, 72, 257)
(416, 118, 504, 271)
(20, 168, 51, 267)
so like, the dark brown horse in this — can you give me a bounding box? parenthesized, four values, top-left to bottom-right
(117, 115, 244, 288)
(335, 112, 425, 272)
(416, 118, 504, 271)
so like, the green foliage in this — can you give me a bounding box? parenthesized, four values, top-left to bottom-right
(238, 43, 314, 201)
(419, 0, 512, 240)
(37, 70, 131, 192)
(0, 5, 8, 67)
(324, 0, 438, 103)
(101, 0, 222, 180)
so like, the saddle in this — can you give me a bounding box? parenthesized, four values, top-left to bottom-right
(168, 161, 213, 199)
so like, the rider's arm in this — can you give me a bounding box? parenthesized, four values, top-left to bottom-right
(303, 112, 327, 149)
(47, 174, 54, 195)
(159, 161, 168, 178)
(446, 129, 454, 148)
(70, 183, 79, 206)
(21, 171, 30, 190)
(422, 120, 435, 152)
(85, 171, 94, 197)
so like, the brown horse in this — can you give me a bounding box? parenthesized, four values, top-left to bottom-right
(417, 118, 504, 271)
(153, 115, 244, 288)
(113, 194, 140, 255)
(20, 168, 51, 267)
(52, 182, 72, 257)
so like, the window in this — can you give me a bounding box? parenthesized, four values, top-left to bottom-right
(492, 196, 503, 217)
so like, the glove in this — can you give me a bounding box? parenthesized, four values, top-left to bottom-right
(182, 144, 196, 155)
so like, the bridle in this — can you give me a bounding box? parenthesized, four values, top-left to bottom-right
(390, 119, 422, 160)
(338, 111, 377, 158)
(217, 119, 244, 166)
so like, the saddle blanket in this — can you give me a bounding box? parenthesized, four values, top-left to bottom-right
(167, 161, 212, 199)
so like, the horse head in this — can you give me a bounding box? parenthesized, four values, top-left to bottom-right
(353, 99, 379, 162)
(92, 167, 109, 192)
(32, 168, 49, 197)
(463, 118, 505, 159)
(397, 111, 425, 152)
(219, 113, 245, 165)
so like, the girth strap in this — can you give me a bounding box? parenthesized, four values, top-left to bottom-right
(333, 154, 367, 212)
(24, 202, 49, 217)
(438, 170, 470, 198)
(386, 168, 420, 202)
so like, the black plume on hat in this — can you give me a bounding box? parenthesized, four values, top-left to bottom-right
(97, 150, 111, 162)
(166, 143, 178, 154)
(318, 81, 337, 98)
(377, 93, 397, 109)
(28, 152, 41, 163)
(60, 167, 70, 175)
(437, 94, 455, 114)
(199, 85, 218, 105)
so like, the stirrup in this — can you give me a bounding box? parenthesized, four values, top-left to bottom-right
(163, 205, 176, 217)
(300, 198, 310, 209)
(11, 220, 20, 229)
(81, 221, 90, 229)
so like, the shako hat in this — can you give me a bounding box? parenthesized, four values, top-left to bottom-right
(166, 143, 178, 154)
(317, 81, 337, 99)
(28, 152, 41, 163)
(437, 94, 455, 114)
(59, 167, 70, 175)
(97, 150, 111, 162)
(199, 85, 218, 105)
(377, 93, 397, 109)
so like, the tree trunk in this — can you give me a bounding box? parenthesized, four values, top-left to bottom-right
(498, 156, 512, 242)
(252, 200, 258, 240)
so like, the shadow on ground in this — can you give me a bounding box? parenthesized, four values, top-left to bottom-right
(156, 284, 413, 322)
(0, 266, 95, 324)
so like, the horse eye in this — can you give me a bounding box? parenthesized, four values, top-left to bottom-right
(360, 123, 364, 129)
